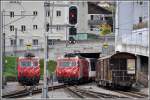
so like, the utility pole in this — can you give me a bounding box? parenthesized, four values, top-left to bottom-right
(1, 9, 4, 89)
(1, 9, 7, 88)
(14, 28, 17, 56)
(66, 25, 68, 47)
(42, 1, 49, 98)
(3, 33, 5, 73)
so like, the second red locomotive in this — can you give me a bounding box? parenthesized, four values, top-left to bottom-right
(55, 55, 89, 83)
(17, 53, 40, 86)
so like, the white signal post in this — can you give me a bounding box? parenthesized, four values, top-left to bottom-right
(42, 1, 49, 98)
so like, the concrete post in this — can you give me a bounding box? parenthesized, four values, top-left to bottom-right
(136, 55, 141, 81)
(42, 1, 49, 98)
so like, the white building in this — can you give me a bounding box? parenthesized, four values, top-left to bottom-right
(1, 1, 113, 48)
(1, 1, 115, 59)
(115, 1, 149, 87)
(1, 1, 68, 48)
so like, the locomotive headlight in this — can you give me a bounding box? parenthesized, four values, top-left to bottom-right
(58, 71, 61, 74)
(73, 71, 77, 74)
(20, 71, 23, 75)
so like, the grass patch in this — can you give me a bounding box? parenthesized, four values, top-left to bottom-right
(4, 56, 17, 78)
(3, 56, 57, 80)
(39, 59, 57, 79)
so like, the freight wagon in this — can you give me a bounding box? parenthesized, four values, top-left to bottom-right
(96, 52, 136, 88)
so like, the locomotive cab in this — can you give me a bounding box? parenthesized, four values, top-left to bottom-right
(17, 53, 40, 86)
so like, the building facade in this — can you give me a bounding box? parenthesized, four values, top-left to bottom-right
(1, 1, 68, 49)
(1, 1, 113, 51)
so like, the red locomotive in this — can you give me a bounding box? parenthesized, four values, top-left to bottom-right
(17, 53, 40, 85)
(55, 54, 96, 84)
(56, 56, 89, 83)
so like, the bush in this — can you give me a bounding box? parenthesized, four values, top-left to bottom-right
(99, 23, 111, 36)
(4, 56, 17, 78)
(39, 59, 57, 79)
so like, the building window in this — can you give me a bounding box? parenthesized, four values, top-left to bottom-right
(56, 25, 61, 30)
(139, 17, 142, 23)
(139, 1, 143, 5)
(33, 11, 38, 16)
(10, 0, 21, 4)
(46, 11, 50, 17)
(56, 10, 61, 16)
(10, 39, 16, 46)
(33, 25, 38, 30)
(19, 39, 24, 46)
(137, 1, 143, 5)
(10, 11, 14, 17)
(91, 15, 93, 20)
(10, 25, 14, 31)
(21, 25, 26, 32)
(48, 39, 54, 45)
(33, 39, 38, 45)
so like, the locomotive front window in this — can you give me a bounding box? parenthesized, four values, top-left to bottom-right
(20, 61, 32, 67)
(33, 61, 38, 67)
(59, 61, 76, 67)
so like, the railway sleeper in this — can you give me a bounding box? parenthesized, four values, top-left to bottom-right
(75, 87, 115, 98)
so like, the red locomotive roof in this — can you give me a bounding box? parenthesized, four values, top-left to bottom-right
(18, 57, 39, 60)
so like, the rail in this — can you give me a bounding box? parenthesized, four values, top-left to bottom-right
(114, 90, 148, 98)
(66, 85, 125, 98)
(2, 84, 65, 98)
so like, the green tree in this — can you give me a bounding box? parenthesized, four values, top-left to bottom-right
(99, 23, 111, 36)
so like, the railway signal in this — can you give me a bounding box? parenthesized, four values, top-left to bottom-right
(69, 26, 77, 35)
(69, 37, 76, 44)
(69, 6, 77, 25)
(46, 23, 50, 32)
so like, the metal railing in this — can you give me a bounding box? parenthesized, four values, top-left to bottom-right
(88, 20, 106, 25)
(133, 21, 148, 30)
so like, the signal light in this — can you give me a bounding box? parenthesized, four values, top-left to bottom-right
(69, 37, 76, 44)
(69, 6, 77, 25)
(69, 27, 77, 35)
(46, 23, 49, 32)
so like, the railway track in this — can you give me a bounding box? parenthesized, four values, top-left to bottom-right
(114, 90, 148, 98)
(3, 83, 148, 99)
(2, 84, 65, 98)
(66, 85, 126, 99)
(2, 86, 35, 98)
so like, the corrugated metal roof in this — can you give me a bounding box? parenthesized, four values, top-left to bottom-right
(88, 2, 112, 14)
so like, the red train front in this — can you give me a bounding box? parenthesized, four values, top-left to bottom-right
(17, 53, 40, 85)
(55, 56, 89, 83)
